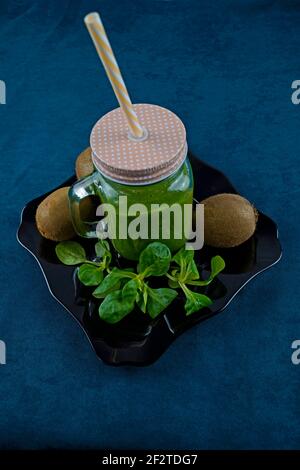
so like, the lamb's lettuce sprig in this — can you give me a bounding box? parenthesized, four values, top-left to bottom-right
(94, 243, 178, 323)
(167, 248, 225, 315)
(55, 240, 225, 324)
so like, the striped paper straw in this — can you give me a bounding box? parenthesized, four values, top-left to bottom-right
(84, 12, 144, 139)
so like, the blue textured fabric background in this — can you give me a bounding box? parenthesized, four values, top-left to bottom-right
(0, 0, 299, 450)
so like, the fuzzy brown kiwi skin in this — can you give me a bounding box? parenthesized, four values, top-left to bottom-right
(201, 193, 258, 248)
(36, 187, 76, 241)
(75, 147, 94, 179)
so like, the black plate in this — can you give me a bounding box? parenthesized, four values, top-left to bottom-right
(17, 154, 282, 366)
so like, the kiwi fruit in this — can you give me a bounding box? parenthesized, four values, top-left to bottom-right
(201, 193, 258, 248)
(36, 187, 76, 241)
(75, 146, 94, 179)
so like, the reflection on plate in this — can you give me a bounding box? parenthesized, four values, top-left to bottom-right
(17, 153, 282, 366)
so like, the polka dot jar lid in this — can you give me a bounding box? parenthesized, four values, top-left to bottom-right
(90, 103, 187, 185)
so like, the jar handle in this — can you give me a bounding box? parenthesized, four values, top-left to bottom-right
(68, 172, 101, 238)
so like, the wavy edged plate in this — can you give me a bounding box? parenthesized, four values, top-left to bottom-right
(17, 153, 282, 366)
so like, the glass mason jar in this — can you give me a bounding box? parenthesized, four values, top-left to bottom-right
(68, 104, 194, 261)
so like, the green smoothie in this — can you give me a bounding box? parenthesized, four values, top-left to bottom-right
(95, 159, 194, 260)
